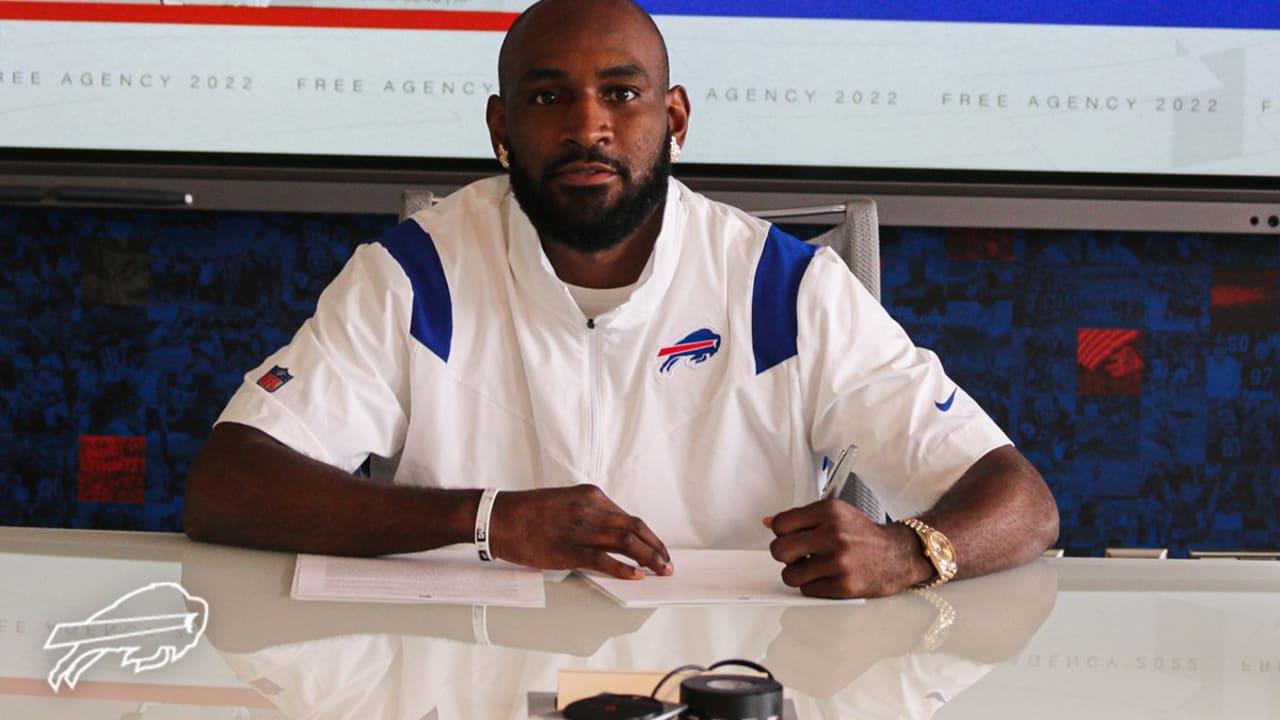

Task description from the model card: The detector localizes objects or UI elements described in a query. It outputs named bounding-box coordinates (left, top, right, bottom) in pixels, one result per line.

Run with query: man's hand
left=489, top=485, right=673, bottom=580
left=766, top=446, right=1059, bottom=599
left=765, top=500, right=929, bottom=599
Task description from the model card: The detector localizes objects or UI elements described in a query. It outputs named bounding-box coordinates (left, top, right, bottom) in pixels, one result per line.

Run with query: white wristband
left=475, top=488, right=500, bottom=562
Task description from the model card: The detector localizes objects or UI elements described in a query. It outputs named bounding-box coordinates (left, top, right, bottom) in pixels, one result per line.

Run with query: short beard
left=507, top=135, right=671, bottom=255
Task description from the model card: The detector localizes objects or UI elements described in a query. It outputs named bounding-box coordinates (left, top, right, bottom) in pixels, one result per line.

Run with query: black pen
left=51, top=186, right=193, bottom=206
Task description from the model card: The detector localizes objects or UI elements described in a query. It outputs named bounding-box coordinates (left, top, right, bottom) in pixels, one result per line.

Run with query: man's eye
left=532, top=91, right=560, bottom=105
left=607, top=88, right=639, bottom=102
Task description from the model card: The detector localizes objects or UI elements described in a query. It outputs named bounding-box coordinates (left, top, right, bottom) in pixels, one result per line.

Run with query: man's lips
left=553, top=162, right=619, bottom=186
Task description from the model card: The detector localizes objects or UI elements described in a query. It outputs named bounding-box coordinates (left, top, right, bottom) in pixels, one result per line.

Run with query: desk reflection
left=176, top=538, right=1055, bottom=719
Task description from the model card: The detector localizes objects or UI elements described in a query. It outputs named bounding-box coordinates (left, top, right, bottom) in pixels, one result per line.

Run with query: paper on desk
left=577, top=549, right=863, bottom=607
left=291, top=547, right=545, bottom=607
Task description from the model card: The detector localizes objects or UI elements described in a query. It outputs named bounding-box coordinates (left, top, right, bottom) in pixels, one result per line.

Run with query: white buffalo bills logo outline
left=656, top=328, right=722, bottom=374
left=44, top=582, right=209, bottom=692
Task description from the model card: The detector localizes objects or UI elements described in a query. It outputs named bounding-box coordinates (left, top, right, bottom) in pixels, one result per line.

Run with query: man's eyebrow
left=515, top=68, right=569, bottom=86
left=515, top=64, right=650, bottom=87
left=598, top=64, right=649, bottom=81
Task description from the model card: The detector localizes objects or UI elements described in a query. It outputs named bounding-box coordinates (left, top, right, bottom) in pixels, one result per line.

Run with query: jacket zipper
left=586, top=318, right=602, bottom=483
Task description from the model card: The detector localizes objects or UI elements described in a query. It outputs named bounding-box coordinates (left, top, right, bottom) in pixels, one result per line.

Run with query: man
left=185, top=0, right=1058, bottom=598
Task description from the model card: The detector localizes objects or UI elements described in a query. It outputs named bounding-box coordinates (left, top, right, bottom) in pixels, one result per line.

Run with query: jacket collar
left=504, top=177, right=687, bottom=331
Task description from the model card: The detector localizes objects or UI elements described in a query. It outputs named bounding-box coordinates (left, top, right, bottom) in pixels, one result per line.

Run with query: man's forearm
left=184, top=422, right=481, bottom=556
left=915, top=445, right=1060, bottom=581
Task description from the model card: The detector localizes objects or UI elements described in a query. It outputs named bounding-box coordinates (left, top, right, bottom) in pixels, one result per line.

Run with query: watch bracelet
left=897, top=517, right=956, bottom=588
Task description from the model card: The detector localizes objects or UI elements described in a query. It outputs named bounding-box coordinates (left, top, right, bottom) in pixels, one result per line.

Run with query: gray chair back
left=809, top=198, right=880, bottom=301
left=400, top=189, right=435, bottom=222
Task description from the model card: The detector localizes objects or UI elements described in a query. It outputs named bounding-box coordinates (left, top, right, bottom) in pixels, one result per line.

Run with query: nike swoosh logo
left=935, top=388, right=957, bottom=412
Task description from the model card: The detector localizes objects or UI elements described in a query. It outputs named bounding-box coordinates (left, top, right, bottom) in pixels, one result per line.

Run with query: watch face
left=926, top=531, right=958, bottom=576
left=931, top=530, right=952, bottom=558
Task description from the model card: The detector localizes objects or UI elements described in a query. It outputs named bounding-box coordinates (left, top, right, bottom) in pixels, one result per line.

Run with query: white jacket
left=218, top=177, right=1009, bottom=548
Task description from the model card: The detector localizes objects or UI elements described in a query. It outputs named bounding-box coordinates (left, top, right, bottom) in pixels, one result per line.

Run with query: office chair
left=400, top=189, right=435, bottom=222
left=754, top=199, right=886, bottom=524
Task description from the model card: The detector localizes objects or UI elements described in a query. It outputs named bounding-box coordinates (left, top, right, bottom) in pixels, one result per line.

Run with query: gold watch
left=898, top=518, right=958, bottom=589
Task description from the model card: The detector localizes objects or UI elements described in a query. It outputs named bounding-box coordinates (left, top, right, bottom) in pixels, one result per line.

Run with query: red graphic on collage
left=1210, top=267, right=1278, bottom=333
left=946, top=229, right=1015, bottom=262
left=78, top=436, right=146, bottom=504
left=1077, top=328, right=1143, bottom=396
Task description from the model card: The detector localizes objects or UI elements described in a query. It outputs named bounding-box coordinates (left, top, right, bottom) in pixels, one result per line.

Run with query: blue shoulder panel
left=752, top=225, right=818, bottom=374
left=377, top=220, right=453, bottom=363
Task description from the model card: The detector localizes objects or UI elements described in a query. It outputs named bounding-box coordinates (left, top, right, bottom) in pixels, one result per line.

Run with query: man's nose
left=561, top=95, right=612, bottom=147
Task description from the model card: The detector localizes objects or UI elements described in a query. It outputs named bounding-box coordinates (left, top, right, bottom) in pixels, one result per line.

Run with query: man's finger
left=799, top=578, right=859, bottom=599
left=776, top=552, right=866, bottom=599
left=626, top=517, right=672, bottom=574
left=768, top=502, right=830, bottom=536
left=769, top=526, right=831, bottom=565
left=584, top=522, right=673, bottom=576
left=586, top=510, right=672, bottom=574
left=779, top=553, right=839, bottom=588
left=588, top=551, right=646, bottom=580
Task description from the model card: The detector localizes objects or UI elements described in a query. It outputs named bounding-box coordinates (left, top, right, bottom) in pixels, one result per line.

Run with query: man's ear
left=485, top=94, right=507, bottom=157
left=666, top=84, right=691, bottom=146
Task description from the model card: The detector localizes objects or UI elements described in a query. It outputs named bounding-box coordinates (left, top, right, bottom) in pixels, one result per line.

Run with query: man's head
left=486, top=0, right=690, bottom=255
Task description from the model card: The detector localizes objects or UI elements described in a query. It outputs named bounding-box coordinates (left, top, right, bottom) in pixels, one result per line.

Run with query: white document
left=577, top=549, right=864, bottom=607
left=291, top=547, right=545, bottom=607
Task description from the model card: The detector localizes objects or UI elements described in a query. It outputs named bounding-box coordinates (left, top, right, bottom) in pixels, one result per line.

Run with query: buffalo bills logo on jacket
left=657, top=328, right=722, bottom=374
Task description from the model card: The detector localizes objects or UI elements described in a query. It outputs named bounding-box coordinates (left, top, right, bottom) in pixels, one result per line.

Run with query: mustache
left=544, top=147, right=628, bottom=179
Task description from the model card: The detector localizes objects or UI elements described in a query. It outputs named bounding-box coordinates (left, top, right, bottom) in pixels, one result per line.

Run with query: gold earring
left=669, top=137, right=681, bottom=163
left=497, top=144, right=510, bottom=169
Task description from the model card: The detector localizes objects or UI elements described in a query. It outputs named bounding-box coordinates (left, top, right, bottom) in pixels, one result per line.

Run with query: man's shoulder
left=671, top=180, right=817, bottom=260
left=671, top=179, right=770, bottom=239
left=419, top=176, right=510, bottom=227
left=376, top=176, right=509, bottom=254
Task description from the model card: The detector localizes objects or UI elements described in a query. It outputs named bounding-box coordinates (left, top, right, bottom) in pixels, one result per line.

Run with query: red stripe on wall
left=0, top=2, right=518, bottom=31
left=1211, top=284, right=1274, bottom=307
left=1078, top=328, right=1138, bottom=371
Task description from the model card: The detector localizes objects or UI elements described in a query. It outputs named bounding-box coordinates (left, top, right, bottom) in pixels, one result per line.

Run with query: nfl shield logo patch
left=256, top=366, right=293, bottom=393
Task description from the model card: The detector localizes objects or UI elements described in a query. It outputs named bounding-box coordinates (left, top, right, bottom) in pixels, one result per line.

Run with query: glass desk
left=2, top=527, right=1277, bottom=719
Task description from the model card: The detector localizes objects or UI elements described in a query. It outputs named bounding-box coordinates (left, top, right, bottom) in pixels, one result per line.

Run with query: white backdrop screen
left=1, top=1, right=1277, bottom=178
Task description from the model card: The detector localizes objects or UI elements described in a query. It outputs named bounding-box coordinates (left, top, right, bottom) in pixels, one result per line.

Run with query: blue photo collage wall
left=0, top=205, right=1276, bottom=555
